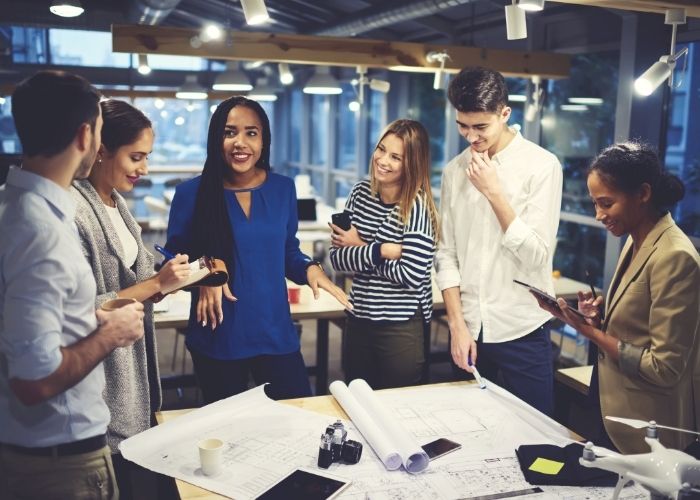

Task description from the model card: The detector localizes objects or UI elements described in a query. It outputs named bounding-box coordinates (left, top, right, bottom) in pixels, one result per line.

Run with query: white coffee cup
left=198, top=438, right=224, bottom=476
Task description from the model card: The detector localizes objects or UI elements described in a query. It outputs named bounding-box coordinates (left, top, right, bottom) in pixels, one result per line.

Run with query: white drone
left=577, top=416, right=700, bottom=500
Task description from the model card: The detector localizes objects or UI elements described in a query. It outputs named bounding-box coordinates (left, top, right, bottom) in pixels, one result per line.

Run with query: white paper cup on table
left=198, top=438, right=224, bottom=476
left=100, top=298, right=137, bottom=311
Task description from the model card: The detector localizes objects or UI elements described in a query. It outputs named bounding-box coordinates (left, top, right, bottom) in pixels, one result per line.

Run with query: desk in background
left=156, top=286, right=347, bottom=396
left=556, top=365, right=593, bottom=397
left=155, top=277, right=597, bottom=396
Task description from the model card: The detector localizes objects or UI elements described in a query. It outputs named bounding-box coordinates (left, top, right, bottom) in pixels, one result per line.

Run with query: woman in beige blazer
left=536, top=142, right=699, bottom=454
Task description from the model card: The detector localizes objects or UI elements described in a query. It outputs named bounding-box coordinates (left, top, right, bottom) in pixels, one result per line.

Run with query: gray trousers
left=0, top=445, right=118, bottom=500
left=344, top=314, right=426, bottom=390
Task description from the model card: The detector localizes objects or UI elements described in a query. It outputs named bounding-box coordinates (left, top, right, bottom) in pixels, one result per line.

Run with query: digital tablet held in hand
left=257, top=468, right=351, bottom=500
left=513, top=279, right=588, bottom=319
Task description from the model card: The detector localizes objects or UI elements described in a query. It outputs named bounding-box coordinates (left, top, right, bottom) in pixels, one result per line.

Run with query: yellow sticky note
left=528, top=457, right=564, bottom=475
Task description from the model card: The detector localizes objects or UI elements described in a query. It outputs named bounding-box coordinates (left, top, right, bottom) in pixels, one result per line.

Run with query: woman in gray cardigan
left=72, top=99, right=190, bottom=499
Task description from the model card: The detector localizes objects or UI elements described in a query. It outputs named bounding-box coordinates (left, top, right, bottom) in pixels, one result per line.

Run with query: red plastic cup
left=287, top=287, right=300, bottom=304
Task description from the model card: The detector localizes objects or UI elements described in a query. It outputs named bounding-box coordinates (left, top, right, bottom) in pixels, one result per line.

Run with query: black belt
left=1, top=434, right=107, bottom=457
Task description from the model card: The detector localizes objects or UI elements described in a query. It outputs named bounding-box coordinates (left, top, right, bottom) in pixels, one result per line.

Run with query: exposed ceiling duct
left=128, top=0, right=183, bottom=25
left=315, top=0, right=482, bottom=37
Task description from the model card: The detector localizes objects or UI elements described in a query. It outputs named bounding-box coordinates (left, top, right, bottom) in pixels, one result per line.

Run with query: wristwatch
left=305, top=259, right=324, bottom=272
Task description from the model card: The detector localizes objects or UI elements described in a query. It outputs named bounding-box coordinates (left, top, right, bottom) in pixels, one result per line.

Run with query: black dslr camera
left=317, top=420, right=363, bottom=469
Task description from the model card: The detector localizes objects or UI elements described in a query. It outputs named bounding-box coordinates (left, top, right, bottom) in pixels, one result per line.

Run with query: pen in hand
left=154, top=244, right=175, bottom=261
left=468, top=355, right=487, bottom=389
left=585, top=269, right=604, bottom=321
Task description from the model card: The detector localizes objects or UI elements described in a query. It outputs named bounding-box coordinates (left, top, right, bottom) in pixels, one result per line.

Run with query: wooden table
left=555, top=365, right=593, bottom=397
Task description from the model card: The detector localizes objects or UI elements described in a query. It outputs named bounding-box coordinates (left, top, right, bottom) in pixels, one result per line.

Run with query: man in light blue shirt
left=0, top=71, right=145, bottom=500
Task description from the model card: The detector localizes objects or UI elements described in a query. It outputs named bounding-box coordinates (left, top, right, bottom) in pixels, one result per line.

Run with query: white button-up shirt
left=435, top=131, right=563, bottom=343
left=0, top=166, right=109, bottom=447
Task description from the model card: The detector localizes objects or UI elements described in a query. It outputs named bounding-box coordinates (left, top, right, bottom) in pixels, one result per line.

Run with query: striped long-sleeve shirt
left=329, top=180, right=435, bottom=322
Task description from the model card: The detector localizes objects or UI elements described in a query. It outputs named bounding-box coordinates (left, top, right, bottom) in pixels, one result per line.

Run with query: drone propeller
left=606, top=417, right=700, bottom=436
left=546, top=434, right=619, bottom=458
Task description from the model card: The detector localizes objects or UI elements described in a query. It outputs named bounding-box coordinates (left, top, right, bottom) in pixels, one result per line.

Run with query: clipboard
left=150, top=256, right=229, bottom=303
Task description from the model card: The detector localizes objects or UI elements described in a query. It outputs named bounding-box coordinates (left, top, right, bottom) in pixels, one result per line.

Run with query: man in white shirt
left=435, top=67, right=563, bottom=415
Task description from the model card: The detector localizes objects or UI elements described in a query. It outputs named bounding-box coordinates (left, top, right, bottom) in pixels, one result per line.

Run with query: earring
left=98, top=158, right=102, bottom=164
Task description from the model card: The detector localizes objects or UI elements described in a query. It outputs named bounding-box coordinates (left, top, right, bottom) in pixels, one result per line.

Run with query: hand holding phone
left=513, top=279, right=588, bottom=319
left=331, top=211, right=352, bottom=231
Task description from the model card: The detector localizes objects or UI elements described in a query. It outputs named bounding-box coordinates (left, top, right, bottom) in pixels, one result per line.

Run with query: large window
left=407, top=73, right=445, bottom=187
left=132, top=98, right=209, bottom=167
left=309, top=95, right=329, bottom=166
left=367, top=88, right=387, bottom=163
left=665, top=42, right=700, bottom=240
left=289, top=90, right=302, bottom=163
left=336, top=83, right=358, bottom=171
left=541, top=52, right=619, bottom=285
left=0, top=96, right=20, bottom=154
left=9, top=26, right=47, bottom=64
left=50, top=29, right=131, bottom=67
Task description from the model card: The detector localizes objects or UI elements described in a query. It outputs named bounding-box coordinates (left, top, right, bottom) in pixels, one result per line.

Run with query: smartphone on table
left=513, top=279, right=588, bottom=319
left=421, top=438, right=462, bottom=461
left=331, top=211, right=352, bottom=231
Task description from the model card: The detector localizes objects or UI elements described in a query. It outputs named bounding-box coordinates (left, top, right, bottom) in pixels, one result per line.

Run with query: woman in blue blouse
left=166, top=96, right=349, bottom=403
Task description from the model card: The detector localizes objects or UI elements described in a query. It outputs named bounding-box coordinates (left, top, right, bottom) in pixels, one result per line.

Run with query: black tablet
left=257, top=468, right=351, bottom=500
left=513, top=279, right=587, bottom=319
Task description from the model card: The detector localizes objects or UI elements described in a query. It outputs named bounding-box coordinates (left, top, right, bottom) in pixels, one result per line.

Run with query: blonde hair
left=369, top=119, right=440, bottom=241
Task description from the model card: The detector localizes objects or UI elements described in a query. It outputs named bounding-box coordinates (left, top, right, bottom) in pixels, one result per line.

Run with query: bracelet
left=305, top=259, right=323, bottom=272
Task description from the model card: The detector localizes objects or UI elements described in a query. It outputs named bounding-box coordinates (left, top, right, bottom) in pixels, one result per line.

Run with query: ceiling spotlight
left=49, top=0, right=84, bottom=17
left=278, top=63, right=294, bottom=85
left=243, top=60, right=266, bottom=70
left=174, top=116, right=186, bottom=126
left=517, top=0, right=545, bottom=12
left=348, top=100, right=360, bottom=112
left=303, top=66, right=342, bottom=95
left=369, top=79, right=391, bottom=93
left=426, top=51, right=450, bottom=90
left=137, top=54, right=151, bottom=75
left=201, top=24, right=223, bottom=42
left=352, top=66, right=390, bottom=104
left=505, top=0, right=527, bottom=40
left=241, top=0, right=270, bottom=26
left=176, top=75, right=208, bottom=100
left=154, top=98, right=165, bottom=110
left=634, top=8, right=688, bottom=96
left=248, top=77, right=278, bottom=102
left=213, top=62, right=253, bottom=91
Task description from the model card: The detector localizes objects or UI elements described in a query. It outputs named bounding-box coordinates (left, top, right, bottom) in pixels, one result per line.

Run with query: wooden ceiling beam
left=111, top=24, right=571, bottom=79
left=550, top=0, right=700, bottom=18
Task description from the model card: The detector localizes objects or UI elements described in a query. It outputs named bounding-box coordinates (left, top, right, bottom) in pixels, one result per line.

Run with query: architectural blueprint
left=120, top=382, right=650, bottom=499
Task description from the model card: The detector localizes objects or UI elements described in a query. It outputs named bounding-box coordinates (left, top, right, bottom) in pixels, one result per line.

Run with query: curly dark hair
left=589, top=141, right=685, bottom=213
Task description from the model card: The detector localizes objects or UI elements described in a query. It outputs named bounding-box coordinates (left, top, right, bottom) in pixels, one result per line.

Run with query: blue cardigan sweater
left=165, top=173, right=312, bottom=360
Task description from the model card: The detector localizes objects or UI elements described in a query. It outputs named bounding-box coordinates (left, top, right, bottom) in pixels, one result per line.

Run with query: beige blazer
left=598, top=214, right=699, bottom=454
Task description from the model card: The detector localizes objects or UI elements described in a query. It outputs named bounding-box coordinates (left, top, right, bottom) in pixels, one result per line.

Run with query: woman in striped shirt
left=329, top=119, right=439, bottom=389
